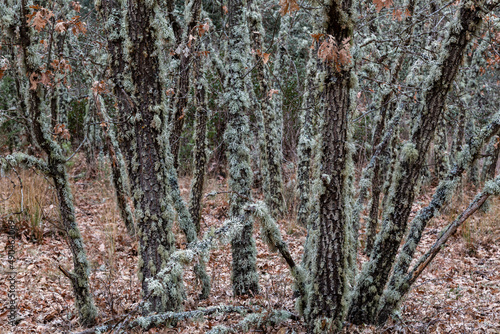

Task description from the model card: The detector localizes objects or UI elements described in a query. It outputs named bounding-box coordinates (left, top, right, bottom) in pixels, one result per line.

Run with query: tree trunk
left=13, top=1, right=98, bottom=325
left=433, top=115, right=450, bottom=181
left=300, top=1, right=354, bottom=332
left=169, top=0, right=203, bottom=170
left=377, top=112, right=500, bottom=323
left=247, top=0, right=285, bottom=218
left=97, top=0, right=185, bottom=313
left=296, top=51, right=318, bottom=227
left=225, top=0, right=259, bottom=296
left=93, top=93, right=135, bottom=236
left=188, top=67, right=209, bottom=234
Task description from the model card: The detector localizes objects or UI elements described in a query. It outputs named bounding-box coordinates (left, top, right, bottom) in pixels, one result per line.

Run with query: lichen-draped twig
left=405, top=192, right=489, bottom=285
left=206, top=309, right=299, bottom=334
left=245, top=202, right=307, bottom=298
left=74, top=305, right=252, bottom=334
left=385, top=174, right=500, bottom=317
left=205, top=190, right=253, bottom=203
left=377, top=109, right=500, bottom=323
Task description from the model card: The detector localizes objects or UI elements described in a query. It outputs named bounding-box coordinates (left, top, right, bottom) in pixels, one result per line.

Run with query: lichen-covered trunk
left=296, top=51, right=318, bottom=227
left=377, top=112, right=500, bottom=323
left=301, top=1, right=353, bottom=332
left=247, top=0, right=285, bottom=218
left=188, top=76, right=208, bottom=234
left=169, top=0, right=203, bottom=169
left=433, top=116, right=450, bottom=181
left=188, top=102, right=211, bottom=298
left=479, top=138, right=499, bottom=212
left=450, top=107, right=466, bottom=161
left=225, top=0, right=259, bottom=296
left=466, top=118, right=480, bottom=187
left=481, top=135, right=499, bottom=183
left=83, top=102, right=103, bottom=176
left=15, top=1, right=97, bottom=325
left=362, top=107, right=401, bottom=255
left=380, top=174, right=500, bottom=327
left=50, top=162, right=98, bottom=326
left=116, top=0, right=184, bottom=313
left=347, top=1, right=488, bottom=325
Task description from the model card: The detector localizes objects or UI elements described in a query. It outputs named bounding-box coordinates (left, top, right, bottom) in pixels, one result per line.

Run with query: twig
left=205, top=190, right=253, bottom=203
left=74, top=305, right=252, bottom=334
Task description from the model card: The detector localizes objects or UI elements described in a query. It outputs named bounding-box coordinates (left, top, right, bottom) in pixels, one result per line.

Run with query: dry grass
left=0, top=168, right=60, bottom=243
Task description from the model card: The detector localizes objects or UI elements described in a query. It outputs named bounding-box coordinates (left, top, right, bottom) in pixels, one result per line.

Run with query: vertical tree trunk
left=188, top=68, right=209, bottom=234
left=300, top=1, right=354, bottom=332
left=169, top=0, right=203, bottom=169
left=450, top=104, right=467, bottom=164
left=93, top=93, right=135, bottom=236
left=97, top=0, right=185, bottom=313
left=225, top=0, right=259, bottom=296
left=296, top=51, right=318, bottom=227
left=466, top=118, right=480, bottom=187
left=483, top=136, right=500, bottom=181
left=247, top=0, right=285, bottom=218
left=49, top=162, right=98, bottom=326
left=433, top=115, right=450, bottom=181
left=479, top=135, right=500, bottom=211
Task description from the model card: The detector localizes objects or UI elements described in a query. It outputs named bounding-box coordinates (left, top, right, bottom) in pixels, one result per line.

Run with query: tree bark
left=377, top=111, right=500, bottom=323
left=247, top=0, right=285, bottom=218
left=97, top=0, right=185, bottom=313
left=225, top=0, right=259, bottom=296
left=300, top=1, right=354, bottom=332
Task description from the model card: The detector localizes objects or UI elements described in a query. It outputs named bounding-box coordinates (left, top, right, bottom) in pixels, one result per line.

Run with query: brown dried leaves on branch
left=373, top=0, right=393, bottom=13
left=53, top=123, right=71, bottom=140
left=317, top=35, right=352, bottom=72
left=26, top=6, right=54, bottom=32
left=279, top=0, right=300, bottom=16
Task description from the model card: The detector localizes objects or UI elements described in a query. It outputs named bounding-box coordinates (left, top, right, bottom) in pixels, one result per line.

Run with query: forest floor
left=0, top=158, right=499, bottom=334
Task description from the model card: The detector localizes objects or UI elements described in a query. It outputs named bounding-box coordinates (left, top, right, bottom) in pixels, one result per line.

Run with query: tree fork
left=347, top=0, right=492, bottom=325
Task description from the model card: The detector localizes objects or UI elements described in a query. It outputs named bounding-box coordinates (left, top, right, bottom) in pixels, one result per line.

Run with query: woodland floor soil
left=0, top=160, right=499, bottom=333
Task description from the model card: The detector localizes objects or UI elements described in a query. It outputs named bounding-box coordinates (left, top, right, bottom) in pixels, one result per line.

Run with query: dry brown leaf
left=373, top=0, right=393, bottom=13
left=279, top=0, right=300, bottom=16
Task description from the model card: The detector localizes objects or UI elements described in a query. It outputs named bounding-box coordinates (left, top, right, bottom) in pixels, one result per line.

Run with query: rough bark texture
left=379, top=174, right=500, bottom=326
left=433, top=115, right=450, bottom=181
left=296, top=50, right=318, bottom=227
left=188, top=76, right=208, bottom=234
left=97, top=0, right=185, bottom=313
left=347, top=1, right=488, bottom=324
left=481, top=135, right=499, bottom=183
left=225, top=0, right=259, bottom=296
left=301, top=1, right=354, bottom=332
left=450, top=105, right=467, bottom=164
left=404, top=173, right=500, bottom=289
left=363, top=0, right=416, bottom=255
